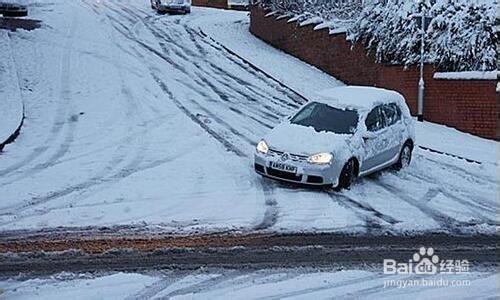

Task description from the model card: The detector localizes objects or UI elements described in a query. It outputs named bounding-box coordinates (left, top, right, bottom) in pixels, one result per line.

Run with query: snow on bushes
left=260, top=0, right=362, bottom=32
left=260, top=0, right=498, bottom=72
left=350, top=0, right=497, bottom=71
left=427, top=0, right=497, bottom=71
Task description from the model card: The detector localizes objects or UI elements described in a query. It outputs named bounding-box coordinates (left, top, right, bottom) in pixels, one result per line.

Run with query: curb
left=417, top=146, right=482, bottom=165
left=0, top=31, right=24, bottom=153
left=0, top=113, right=24, bottom=152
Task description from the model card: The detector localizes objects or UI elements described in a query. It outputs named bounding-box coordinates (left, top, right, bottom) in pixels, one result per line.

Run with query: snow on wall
left=434, top=71, right=498, bottom=80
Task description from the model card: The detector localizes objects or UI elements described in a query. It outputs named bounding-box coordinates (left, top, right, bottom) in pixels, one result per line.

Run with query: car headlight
left=256, top=140, right=269, bottom=154
left=307, top=152, right=333, bottom=165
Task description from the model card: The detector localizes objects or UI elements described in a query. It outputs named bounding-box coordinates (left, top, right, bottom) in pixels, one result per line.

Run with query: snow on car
left=254, top=86, right=415, bottom=189
left=151, top=0, right=191, bottom=14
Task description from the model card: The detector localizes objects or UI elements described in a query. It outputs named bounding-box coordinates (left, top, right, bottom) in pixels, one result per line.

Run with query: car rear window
left=290, top=102, right=359, bottom=134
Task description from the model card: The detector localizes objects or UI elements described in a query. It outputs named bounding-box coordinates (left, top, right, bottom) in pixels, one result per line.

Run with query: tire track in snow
left=151, top=73, right=248, bottom=157
left=184, top=25, right=306, bottom=106
left=140, top=51, right=277, bottom=230
left=327, top=192, right=399, bottom=234
left=264, top=273, right=390, bottom=300
left=0, top=8, right=79, bottom=179
left=0, top=16, right=139, bottom=189
left=156, top=271, right=240, bottom=299
left=154, top=270, right=306, bottom=299
left=420, top=188, right=499, bottom=226
left=123, top=7, right=300, bottom=114
left=153, top=73, right=279, bottom=230
left=253, top=180, right=278, bottom=230
left=124, top=275, right=178, bottom=300
left=175, top=24, right=300, bottom=111
left=405, top=162, right=497, bottom=211
left=168, top=20, right=304, bottom=109
left=0, top=134, right=191, bottom=228
left=420, top=154, right=496, bottom=186
left=104, top=4, right=285, bottom=139
left=345, top=272, right=494, bottom=299
left=101, top=6, right=283, bottom=231
left=143, top=21, right=286, bottom=129
left=0, top=3, right=171, bottom=223
left=406, top=172, right=498, bottom=221
left=371, top=180, right=498, bottom=233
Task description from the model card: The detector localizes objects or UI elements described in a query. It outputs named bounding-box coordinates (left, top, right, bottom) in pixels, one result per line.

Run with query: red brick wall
left=250, top=6, right=498, bottom=139
left=192, top=0, right=227, bottom=9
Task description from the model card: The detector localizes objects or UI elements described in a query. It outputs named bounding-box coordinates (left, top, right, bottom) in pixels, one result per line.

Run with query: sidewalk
left=0, top=30, right=23, bottom=151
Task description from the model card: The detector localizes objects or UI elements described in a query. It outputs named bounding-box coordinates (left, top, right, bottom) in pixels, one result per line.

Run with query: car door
left=381, top=103, right=404, bottom=161
left=360, top=105, right=392, bottom=173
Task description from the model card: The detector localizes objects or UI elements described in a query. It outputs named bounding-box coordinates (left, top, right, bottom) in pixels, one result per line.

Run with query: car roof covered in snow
left=313, top=86, right=406, bottom=112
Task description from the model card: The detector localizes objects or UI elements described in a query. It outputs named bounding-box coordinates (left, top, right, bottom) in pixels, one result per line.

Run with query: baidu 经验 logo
left=384, top=247, right=469, bottom=275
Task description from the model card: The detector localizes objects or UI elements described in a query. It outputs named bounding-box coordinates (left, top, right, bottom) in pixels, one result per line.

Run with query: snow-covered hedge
left=260, top=0, right=362, bottom=30
left=260, top=0, right=498, bottom=72
left=350, top=0, right=497, bottom=71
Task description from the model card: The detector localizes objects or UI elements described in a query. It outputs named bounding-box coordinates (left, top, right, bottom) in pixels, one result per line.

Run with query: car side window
left=383, top=103, right=401, bottom=127
left=365, top=106, right=385, bottom=132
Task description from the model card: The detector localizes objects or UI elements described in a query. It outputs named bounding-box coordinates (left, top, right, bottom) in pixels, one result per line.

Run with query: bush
left=260, top=0, right=498, bottom=71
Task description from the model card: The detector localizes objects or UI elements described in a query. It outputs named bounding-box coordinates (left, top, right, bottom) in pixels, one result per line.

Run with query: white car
left=151, top=0, right=191, bottom=14
left=254, top=86, right=415, bottom=189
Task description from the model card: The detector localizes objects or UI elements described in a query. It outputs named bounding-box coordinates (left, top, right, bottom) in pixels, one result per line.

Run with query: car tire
left=336, top=159, right=356, bottom=191
left=185, top=8, right=191, bottom=14
left=395, top=142, right=412, bottom=170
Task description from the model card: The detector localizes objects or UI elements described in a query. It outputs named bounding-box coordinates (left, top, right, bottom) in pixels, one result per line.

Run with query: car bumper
left=254, top=152, right=342, bottom=187
left=158, top=4, right=188, bottom=12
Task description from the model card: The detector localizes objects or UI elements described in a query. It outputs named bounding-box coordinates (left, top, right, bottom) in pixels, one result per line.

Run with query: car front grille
left=266, top=167, right=303, bottom=181
left=268, top=149, right=308, bottom=162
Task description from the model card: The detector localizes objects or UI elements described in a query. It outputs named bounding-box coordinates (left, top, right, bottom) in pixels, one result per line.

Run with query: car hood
left=264, top=122, right=351, bottom=156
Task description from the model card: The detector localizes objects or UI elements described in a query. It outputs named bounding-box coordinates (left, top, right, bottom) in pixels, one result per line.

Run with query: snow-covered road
left=2, top=268, right=498, bottom=299
left=0, top=0, right=497, bottom=235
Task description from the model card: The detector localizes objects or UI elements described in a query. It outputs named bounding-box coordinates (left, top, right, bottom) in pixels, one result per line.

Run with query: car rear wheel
left=336, top=159, right=356, bottom=190
left=395, top=142, right=412, bottom=170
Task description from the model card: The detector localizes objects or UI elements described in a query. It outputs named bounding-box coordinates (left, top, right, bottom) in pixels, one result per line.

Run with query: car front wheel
left=395, top=142, right=412, bottom=170
left=336, top=159, right=356, bottom=190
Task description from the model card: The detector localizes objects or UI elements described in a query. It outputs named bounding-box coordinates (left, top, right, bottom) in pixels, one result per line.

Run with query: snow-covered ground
left=1, top=269, right=498, bottom=299
left=0, top=30, right=23, bottom=146
left=0, top=1, right=497, bottom=235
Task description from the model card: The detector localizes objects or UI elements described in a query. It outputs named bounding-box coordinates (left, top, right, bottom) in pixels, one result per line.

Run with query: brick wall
left=250, top=5, right=498, bottom=139
left=192, top=0, right=227, bottom=9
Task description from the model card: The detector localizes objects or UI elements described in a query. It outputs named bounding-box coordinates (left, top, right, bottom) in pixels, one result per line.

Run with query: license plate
left=270, top=162, right=297, bottom=173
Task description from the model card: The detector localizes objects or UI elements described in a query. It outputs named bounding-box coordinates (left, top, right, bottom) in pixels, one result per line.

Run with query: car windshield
left=290, top=102, right=359, bottom=134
